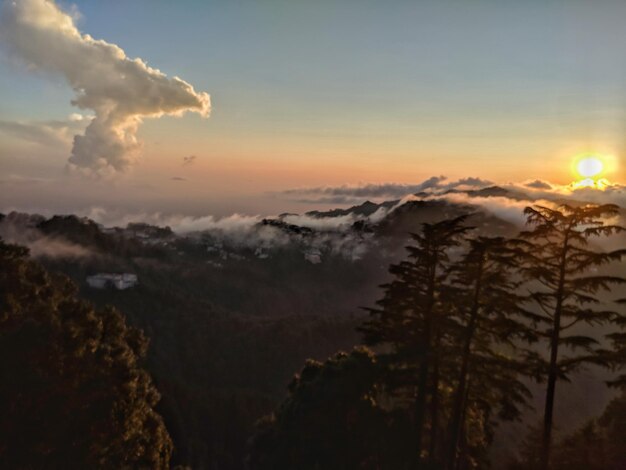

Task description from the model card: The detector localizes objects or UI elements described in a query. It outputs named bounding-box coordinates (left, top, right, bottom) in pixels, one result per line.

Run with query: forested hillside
left=0, top=196, right=623, bottom=469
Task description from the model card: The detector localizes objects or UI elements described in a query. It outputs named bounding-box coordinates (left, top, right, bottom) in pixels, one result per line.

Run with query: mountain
left=306, top=199, right=399, bottom=218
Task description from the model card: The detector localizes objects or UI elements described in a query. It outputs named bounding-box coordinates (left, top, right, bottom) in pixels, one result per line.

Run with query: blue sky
left=0, top=0, right=625, bottom=215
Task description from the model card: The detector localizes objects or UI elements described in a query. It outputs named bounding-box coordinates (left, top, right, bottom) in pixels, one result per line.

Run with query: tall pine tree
left=515, top=204, right=625, bottom=470
left=361, top=215, right=472, bottom=468
left=443, top=236, right=534, bottom=470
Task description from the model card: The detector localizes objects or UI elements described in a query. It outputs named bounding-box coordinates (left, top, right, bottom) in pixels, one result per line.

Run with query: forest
left=0, top=203, right=624, bottom=469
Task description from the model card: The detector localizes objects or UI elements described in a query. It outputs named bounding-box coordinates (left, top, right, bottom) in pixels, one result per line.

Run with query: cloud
left=282, top=176, right=445, bottom=199
left=283, top=175, right=624, bottom=212
left=504, top=180, right=626, bottom=208
left=83, top=207, right=382, bottom=262
left=182, top=155, right=197, bottom=166
left=280, top=176, right=493, bottom=201
left=425, top=180, right=626, bottom=228
left=86, top=208, right=263, bottom=236
left=0, top=174, right=51, bottom=185
left=282, top=213, right=359, bottom=231
left=68, top=113, right=88, bottom=122
left=566, top=183, right=626, bottom=207
left=0, top=0, right=210, bottom=177
left=0, top=118, right=82, bottom=146
left=0, top=213, right=91, bottom=259
left=524, top=179, right=553, bottom=190
left=171, top=176, right=187, bottom=181
left=426, top=192, right=551, bottom=226
left=445, top=177, right=495, bottom=191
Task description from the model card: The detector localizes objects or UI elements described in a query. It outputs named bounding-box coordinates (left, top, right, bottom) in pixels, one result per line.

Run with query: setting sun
left=570, top=155, right=615, bottom=190
left=577, top=157, right=604, bottom=178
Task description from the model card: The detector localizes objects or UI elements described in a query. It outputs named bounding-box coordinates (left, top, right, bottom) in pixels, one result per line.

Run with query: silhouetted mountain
left=260, top=218, right=314, bottom=235
left=306, top=199, right=398, bottom=218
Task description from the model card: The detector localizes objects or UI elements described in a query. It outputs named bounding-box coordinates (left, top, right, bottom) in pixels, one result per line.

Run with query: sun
left=571, top=155, right=611, bottom=190
left=577, top=157, right=604, bottom=178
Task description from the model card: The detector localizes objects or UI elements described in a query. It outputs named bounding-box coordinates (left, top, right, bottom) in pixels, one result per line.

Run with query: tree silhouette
left=603, top=297, right=626, bottom=389
left=443, top=237, right=534, bottom=470
left=511, top=391, right=626, bottom=470
left=360, top=215, right=472, bottom=468
left=0, top=240, right=172, bottom=468
left=250, top=207, right=624, bottom=469
left=515, top=204, right=625, bottom=470
left=248, top=348, right=407, bottom=469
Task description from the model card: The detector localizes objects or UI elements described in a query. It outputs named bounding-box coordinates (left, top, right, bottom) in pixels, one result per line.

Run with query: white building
left=304, top=249, right=322, bottom=264
left=86, top=273, right=138, bottom=290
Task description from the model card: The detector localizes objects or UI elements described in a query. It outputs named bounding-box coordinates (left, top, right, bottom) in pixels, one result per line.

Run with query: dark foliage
left=249, top=348, right=412, bottom=470
left=0, top=240, right=172, bottom=469
left=253, top=206, right=624, bottom=470
left=515, top=204, right=625, bottom=470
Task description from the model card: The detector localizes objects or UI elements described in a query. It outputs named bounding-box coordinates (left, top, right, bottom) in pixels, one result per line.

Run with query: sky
left=0, top=0, right=625, bottom=217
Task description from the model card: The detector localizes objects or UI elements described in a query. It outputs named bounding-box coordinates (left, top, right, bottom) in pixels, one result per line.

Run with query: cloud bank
left=84, top=208, right=381, bottom=261
left=281, top=176, right=495, bottom=203
left=281, top=175, right=625, bottom=209
left=4, top=175, right=622, bottom=263
left=504, top=179, right=626, bottom=209
left=0, top=116, right=88, bottom=147
left=0, top=0, right=210, bottom=176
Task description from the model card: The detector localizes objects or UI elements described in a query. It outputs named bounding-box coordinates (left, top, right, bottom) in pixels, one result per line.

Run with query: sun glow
left=571, top=178, right=610, bottom=190
left=570, top=155, right=614, bottom=190
left=577, top=157, right=604, bottom=178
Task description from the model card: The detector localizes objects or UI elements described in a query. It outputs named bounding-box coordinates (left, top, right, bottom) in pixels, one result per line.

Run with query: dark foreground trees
left=551, top=390, right=626, bottom=470
left=442, top=236, right=535, bottom=470
left=360, top=215, right=473, bottom=468
left=360, top=220, right=535, bottom=470
left=251, top=217, right=534, bottom=469
left=0, top=241, right=172, bottom=468
left=250, top=205, right=625, bottom=470
left=248, top=348, right=410, bottom=469
left=510, top=391, right=626, bottom=470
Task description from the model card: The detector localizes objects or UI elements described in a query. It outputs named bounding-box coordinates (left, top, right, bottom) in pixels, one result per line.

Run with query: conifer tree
left=360, top=215, right=472, bottom=468
left=443, top=237, right=534, bottom=470
left=604, top=298, right=626, bottom=388
left=515, top=204, right=625, bottom=470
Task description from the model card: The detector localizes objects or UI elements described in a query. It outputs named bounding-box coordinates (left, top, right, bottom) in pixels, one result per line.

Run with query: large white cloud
left=0, top=0, right=210, bottom=176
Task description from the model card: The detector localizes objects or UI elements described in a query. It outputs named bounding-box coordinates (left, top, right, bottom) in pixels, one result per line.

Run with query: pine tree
left=443, top=237, right=534, bottom=470
left=604, top=297, right=626, bottom=388
left=515, top=204, right=625, bottom=470
left=360, top=215, right=472, bottom=468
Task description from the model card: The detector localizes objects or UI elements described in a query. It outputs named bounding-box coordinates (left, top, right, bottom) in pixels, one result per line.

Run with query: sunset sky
left=1, top=0, right=625, bottom=217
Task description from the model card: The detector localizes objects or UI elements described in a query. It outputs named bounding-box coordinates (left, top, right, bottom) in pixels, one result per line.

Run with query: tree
left=515, top=204, right=625, bottom=470
left=360, top=215, right=472, bottom=468
left=443, top=237, right=534, bottom=470
left=511, top=391, right=626, bottom=470
left=0, top=240, right=172, bottom=468
left=248, top=348, right=407, bottom=470
left=603, top=298, right=626, bottom=388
